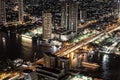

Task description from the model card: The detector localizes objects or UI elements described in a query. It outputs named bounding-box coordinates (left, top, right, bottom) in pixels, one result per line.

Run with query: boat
left=82, top=62, right=100, bottom=69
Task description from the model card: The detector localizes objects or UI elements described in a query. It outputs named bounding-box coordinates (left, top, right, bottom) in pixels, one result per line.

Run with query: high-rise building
left=68, top=1, right=78, bottom=31
left=42, top=13, right=52, bottom=40
left=61, top=2, right=68, bottom=30
left=0, top=0, right=6, bottom=25
left=58, top=57, right=70, bottom=73
left=80, top=10, right=87, bottom=22
left=117, top=0, right=120, bottom=16
left=18, top=0, right=23, bottom=22
left=44, top=52, right=56, bottom=68
left=61, top=0, right=78, bottom=31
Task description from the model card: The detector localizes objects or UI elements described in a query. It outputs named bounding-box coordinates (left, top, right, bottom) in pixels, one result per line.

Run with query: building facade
left=68, top=1, right=78, bottom=31
left=79, top=10, right=87, bottom=22
left=61, top=2, right=68, bottom=30
left=0, top=0, right=6, bottom=25
left=42, top=13, right=52, bottom=40
left=18, top=0, right=24, bottom=22
left=44, top=52, right=56, bottom=68
left=0, top=0, right=24, bottom=24
left=61, top=0, right=78, bottom=31
left=58, top=57, right=70, bottom=73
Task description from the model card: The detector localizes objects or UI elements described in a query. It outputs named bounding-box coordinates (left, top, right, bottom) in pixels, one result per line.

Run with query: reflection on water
left=102, top=54, right=120, bottom=80
left=2, top=37, right=6, bottom=48
left=21, top=35, right=33, bottom=61
left=102, top=54, right=109, bottom=70
left=83, top=52, right=120, bottom=80
left=0, top=32, right=44, bottom=61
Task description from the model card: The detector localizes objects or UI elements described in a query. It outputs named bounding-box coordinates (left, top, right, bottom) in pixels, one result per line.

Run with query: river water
left=0, top=31, right=45, bottom=61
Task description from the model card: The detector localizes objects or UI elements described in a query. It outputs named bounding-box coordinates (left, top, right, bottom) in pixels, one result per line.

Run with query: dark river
left=0, top=31, right=45, bottom=61
left=0, top=31, right=120, bottom=80
left=81, top=52, right=120, bottom=80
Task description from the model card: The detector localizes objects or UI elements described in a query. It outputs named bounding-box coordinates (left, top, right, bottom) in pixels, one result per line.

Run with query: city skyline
left=0, top=0, right=120, bottom=80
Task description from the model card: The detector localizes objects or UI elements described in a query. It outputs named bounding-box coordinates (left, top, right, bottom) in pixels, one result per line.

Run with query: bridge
left=55, top=25, right=120, bottom=57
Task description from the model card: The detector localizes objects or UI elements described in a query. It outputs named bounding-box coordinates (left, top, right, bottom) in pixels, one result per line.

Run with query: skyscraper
left=18, top=0, right=23, bottom=22
left=79, top=10, right=87, bottom=22
left=61, top=0, right=78, bottom=31
left=42, top=12, right=52, bottom=40
left=0, top=0, right=6, bottom=25
left=58, top=57, right=70, bottom=73
left=44, top=52, right=56, bottom=68
left=69, top=1, right=78, bottom=31
left=61, top=2, right=68, bottom=30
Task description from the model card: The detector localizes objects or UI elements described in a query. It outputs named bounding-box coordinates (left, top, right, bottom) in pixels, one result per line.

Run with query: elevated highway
left=55, top=25, right=120, bottom=57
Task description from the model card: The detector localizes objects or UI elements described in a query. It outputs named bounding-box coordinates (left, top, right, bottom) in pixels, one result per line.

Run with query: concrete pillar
left=69, top=52, right=74, bottom=68
left=83, top=53, right=88, bottom=62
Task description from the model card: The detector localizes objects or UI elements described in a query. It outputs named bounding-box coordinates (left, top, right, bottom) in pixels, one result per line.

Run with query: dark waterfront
left=0, top=31, right=120, bottom=80
left=0, top=31, right=44, bottom=61
left=81, top=53, right=120, bottom=80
